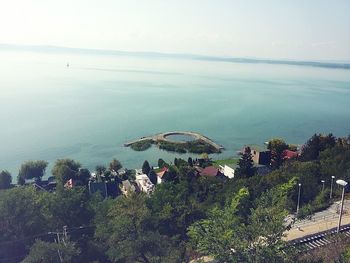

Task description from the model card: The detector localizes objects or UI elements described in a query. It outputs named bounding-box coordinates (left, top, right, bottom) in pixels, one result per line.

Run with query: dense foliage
left=17, top=160, right=48, bottom=185
left=1, top=133, right=350, bottom=262
left=130, top=140, right=153, bottom=151
left=0, top=170, right=12, bottom=189
left=130, top=139, right=221, bottom=154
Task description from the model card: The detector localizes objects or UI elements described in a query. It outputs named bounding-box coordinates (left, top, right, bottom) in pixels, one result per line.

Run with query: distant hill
left=1, top=43, right=350, bottom=70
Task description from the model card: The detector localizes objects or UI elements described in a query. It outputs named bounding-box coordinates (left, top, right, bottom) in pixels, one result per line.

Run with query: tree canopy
left=235, top=147, right=255, bottom=178
left=1, top=133, right=350, bottom=262
left=52, top=159, right=81, bottom=185
left=95, top=193, right=181, bottom=263
left=142, top=160, right=151, bottom=175
left=188, top=179, right=297, bottom=263
left=18, top=160, right=48, bottom=184
left=268, top=138, right=288, bottom=169
left=109, top=158, right=122, bottom=173
left=0, top=170, right=12, bottom=190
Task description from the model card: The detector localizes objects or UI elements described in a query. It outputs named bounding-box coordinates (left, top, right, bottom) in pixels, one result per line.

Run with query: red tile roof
left=156, top=167, right=169, bottom=178
left=200, top=166, right=219, bottom=177
left=282, top=150, right=298, bottom=159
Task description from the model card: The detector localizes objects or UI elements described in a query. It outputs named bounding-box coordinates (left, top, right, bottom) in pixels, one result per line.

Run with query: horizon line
left=1, top=43, right=350, bottom=70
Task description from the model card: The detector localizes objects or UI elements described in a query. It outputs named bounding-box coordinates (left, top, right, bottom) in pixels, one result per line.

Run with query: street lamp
left=321, top=180, right=325, bottom=192
left=330, top=176, right=335, bottom=199
left=296, top=183, right=302, bottom=215
left=336, top=179, right=348, bottom=233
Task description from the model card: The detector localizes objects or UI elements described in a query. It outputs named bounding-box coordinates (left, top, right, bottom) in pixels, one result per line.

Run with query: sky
left=0, top=0, right=349, bottom=61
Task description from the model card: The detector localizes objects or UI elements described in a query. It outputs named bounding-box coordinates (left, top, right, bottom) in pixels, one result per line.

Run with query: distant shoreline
left=1, top=43, right=350, bottom=70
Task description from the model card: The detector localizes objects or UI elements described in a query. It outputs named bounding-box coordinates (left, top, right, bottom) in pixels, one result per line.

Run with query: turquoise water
left=1, top=50, right=350, bottom=177
left=165, top=134, right=196, bottom=142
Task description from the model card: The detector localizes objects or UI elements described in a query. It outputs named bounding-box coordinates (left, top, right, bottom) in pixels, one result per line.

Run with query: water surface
left=0, top=50, right=349, bottom=177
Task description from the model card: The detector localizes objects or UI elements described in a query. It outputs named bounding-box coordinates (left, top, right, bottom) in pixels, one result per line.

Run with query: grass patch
left=213, top=158, right=239, bottom=168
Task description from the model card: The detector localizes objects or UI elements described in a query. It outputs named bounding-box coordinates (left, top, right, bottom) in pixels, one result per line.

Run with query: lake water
left=164, top=134, right=196, bottom=142
left=1, top=49, right=350, bottom=177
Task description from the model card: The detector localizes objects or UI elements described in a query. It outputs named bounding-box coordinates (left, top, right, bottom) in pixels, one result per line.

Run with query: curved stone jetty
left=124, top=131, right=224, bottom=151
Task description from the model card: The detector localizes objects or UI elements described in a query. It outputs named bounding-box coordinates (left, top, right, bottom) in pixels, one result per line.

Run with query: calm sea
left=1, top=50, right=350, bottom=177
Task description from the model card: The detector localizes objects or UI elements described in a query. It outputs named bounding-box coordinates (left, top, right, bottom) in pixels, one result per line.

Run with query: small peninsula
left=124, top=131, right=224, bottom=154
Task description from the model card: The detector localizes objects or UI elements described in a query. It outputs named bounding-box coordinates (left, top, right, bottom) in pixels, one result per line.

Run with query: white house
left=135, top=174, right=154, bottom=194
left=120, top=180, right=136, bottom=196
left=219, top=165, right=235, bottom=179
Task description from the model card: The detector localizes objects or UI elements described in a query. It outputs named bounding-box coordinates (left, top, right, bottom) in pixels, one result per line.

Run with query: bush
left=130, top=140, right=153, bottom=151
left=297, top=190, right=331, bottom=219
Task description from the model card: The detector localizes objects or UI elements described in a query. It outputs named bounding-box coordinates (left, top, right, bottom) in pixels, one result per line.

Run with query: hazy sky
left=1, top=0, right=349, bottom=60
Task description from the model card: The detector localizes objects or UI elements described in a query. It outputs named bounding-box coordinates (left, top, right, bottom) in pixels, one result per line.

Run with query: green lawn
left=213, top=158, right=239, bottom=168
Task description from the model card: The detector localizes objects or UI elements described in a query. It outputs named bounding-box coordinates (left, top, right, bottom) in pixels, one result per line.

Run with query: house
left=156, top=167, right=169, bottom=184
left=117, top=168, right=127, bottom=176
left=249, top=147, right=271, bottom=165
left=282, top=149, right=299, bottom=160
left=88, top=181, right=120, bottom=198
left=135, top=174, right=154, bottom=194
left=24, top=177, right=57, bottom=192
left=121, top=180, right=136, bottom=196
left=64, top=178, right=76, bottom=189
left=198, top=166, right=221, bottom=177
left=135, top=169, right=143, bottom=175
left=88, top=181, right=108, bottom=198
left=219, top=165, right=235, bottom=179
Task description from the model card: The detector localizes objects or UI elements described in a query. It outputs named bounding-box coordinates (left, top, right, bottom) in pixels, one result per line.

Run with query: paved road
left=285, top=200, right=350, bottom=241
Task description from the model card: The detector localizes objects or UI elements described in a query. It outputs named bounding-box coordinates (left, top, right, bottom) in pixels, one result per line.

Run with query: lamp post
left=336, top=179, right=348, bottom=233
left=297, top=183, right=302, bottom=215
left=321, top=180, right=325, bottom=192
left=330, top=176, right=335, bottom=199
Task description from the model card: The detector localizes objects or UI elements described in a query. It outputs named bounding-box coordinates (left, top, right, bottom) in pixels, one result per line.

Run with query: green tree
left=0, top=170, right=12, bottom=189
left=149, top=180, right=204, bottom=239
left=52, top=159, right=81, bottom=185
left=268, top=138, right=288, bottom=169
left=158, top=158, right=166, bottom=168
left=148, top=170, right=157, bottom=185
left=22, top=240, right=80, bottom=263
left=300, top=133, right=336, bottom=161
left=109, top=158, right=122, bottom=173
left=188, top=157, right=193, bottom=167
left=188, top=179, right=297, bottom=263
left=0, top=186, right=47, bottom=262
left=95, top=165, right=106, bottom=176
left=40, top=187, right=93, bottom=229
left=142, top=160, right=151, bottom=175
left=76, top=168, right=91, bottom=185
left=162, top=166, right=178, bottom=183
left=95, top=165, right=106, bottom=182
left=18, top=160, right=48, bottom=184
left=235, top=147, right=255, bottom=178
left=95, top=193, right=181, bottom=263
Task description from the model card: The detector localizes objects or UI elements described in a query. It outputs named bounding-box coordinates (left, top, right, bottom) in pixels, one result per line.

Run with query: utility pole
left=297, top=183, right=302, bottom=215
left=49, top=231, right=63, bottom=262
left=63, top=226, right=68, bottom=246
left=336, top=179, right=348, bottom=233
left=54, top=234, right=63, bottom=263
left=330, top=176, right=335, bottom=199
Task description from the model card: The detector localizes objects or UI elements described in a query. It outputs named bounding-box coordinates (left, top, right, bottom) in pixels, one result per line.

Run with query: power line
left=0, top=225, right=97, bottom=262
left=0, top=225, right=95, bottom=247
